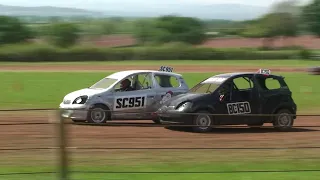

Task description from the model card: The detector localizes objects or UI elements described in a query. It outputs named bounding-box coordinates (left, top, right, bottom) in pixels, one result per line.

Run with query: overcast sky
left=0, top=0, right=311, bottom=9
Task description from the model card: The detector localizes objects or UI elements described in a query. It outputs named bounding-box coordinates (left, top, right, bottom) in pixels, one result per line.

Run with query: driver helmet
left=120, top=79, right=131, bottom=89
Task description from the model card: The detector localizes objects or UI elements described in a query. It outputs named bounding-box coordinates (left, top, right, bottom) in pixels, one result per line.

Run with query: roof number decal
left=159, top=66, right=174, bottom=72
left=257, top=69, right=271, bottom=75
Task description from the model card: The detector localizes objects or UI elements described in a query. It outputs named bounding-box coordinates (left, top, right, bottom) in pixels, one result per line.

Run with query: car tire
left=152, top=117, right=161, bottom=124
left=72, top=120, right=86, bottom=123
left=273, top=109, right=294, bottom=131
left=87, top=104, right=110, bottom=124
left=192, top=110, right=213, bottom=133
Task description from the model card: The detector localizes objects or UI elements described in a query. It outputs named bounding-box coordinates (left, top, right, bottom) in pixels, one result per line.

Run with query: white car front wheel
left=87, top=105, right=109, bottom=124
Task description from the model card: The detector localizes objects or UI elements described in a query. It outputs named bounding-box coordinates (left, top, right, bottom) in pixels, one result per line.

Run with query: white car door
left=152, top=73, right=187, bottom=109
left=112, top=73, right=157, bottom=120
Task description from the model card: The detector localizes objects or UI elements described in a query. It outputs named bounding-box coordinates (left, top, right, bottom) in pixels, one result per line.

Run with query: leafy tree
left=154, top=15, right=206, bottom=44
left=133, top=19, right=158, bottom=44
left=260, top=12, right=298, bottom=37
left=133, top=16, right=206, bottom=45
left=241, top=12, right=298, bottom=48
left=0, top=16, right=34, bottom=45
left=48, top=22, right=80, bottom=48
left=100, top=21, right=116, bottom=35
left=302, top=0, right=320, bottom=36
left=270, top=0, right=306, bottom=35
left=270, top=0, right=301, bottom=16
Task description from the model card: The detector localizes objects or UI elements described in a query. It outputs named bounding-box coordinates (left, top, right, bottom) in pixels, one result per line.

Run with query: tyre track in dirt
left=1, top=114, right=319, bottom=149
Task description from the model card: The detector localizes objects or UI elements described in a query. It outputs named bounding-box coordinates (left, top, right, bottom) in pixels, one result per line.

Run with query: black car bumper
left=155, top=110, right=193, bottom=125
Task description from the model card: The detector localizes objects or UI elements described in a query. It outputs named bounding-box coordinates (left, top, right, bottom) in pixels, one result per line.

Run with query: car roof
left=107, top=70, right=183, bottom=79
left=213, top=72, right=283, bottom=78
left=202, top=72, right=283, bottom=84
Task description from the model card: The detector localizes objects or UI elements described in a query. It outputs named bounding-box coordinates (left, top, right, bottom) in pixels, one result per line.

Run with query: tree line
left=1, top=0, right=320, bottom=48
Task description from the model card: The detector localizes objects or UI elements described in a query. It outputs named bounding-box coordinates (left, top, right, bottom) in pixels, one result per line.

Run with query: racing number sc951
left=115, top=96, right=146, bottom=109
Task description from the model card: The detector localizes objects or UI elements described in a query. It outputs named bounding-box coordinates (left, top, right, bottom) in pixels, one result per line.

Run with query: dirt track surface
left=0, top=112, right=319, bottom=150
left=0, top=64, right=307, bottom=72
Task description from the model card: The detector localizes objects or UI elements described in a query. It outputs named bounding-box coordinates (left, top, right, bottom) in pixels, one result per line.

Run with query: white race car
left=59, top=66, right=189, bottom=124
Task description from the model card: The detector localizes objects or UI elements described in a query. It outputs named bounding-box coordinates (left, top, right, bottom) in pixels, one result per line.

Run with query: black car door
left=253, top=74, right=285, bottom=123
left=225, top=75, right=260, bottom=124
left=214, top=80, right=247, bottom=125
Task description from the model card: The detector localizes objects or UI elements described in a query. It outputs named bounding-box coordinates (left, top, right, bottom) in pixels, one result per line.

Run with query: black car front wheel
left=152, top=117, right=161, bottom=124
left=273, top=109, right=294, bottom=131
left=72, top=120, right=86, bottom=123
left=192, top=110, right=213, bottom=133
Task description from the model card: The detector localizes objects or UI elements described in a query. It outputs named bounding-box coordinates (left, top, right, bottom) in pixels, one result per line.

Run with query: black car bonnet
left=164, top=93, right=208, bottom=107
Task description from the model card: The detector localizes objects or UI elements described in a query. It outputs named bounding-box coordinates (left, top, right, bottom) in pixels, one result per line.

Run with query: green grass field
left=0, top=59, right=319, bottom=67
left=1, top=72, right=319, bottom=112
left=1, top=150, right=320, bottom=180
left=2, top=164, right=320, bottom=180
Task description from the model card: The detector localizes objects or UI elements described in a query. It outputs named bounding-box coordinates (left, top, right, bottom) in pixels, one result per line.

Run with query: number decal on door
left=226, top=101, right=251, bottom=115
left=114, top=96, right=146, bottom=109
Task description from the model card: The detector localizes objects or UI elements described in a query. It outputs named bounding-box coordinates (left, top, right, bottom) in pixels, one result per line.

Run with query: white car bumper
left=59, top=103, right=89, bottom=120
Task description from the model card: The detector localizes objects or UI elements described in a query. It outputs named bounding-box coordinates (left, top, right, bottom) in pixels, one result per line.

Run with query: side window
left=233, top=76, right=253, bottom=90
left=256, top=76, right=282, bottom=91
left=114, top=73, right=152, bottom=91
left=265, top=78, right=281, bottom=90
left=114, top=76, right=135, bottom=90
left=230, top=76, right=254, bottom=101
left=170, top=76, right=180, bottom=88
left=136, top=73, right=152, bottom=90
left=154, top=74, right=181, bottom=88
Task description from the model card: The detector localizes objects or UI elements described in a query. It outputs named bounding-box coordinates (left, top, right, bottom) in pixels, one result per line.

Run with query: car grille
left=63, top=100, right=71, bottom=104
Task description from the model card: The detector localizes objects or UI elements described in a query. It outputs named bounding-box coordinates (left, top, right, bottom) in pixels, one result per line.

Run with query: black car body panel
left=156, top=70, right=297, bottom=126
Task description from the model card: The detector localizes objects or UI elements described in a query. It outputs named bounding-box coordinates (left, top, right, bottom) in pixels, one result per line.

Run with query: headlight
left=176, top=102, right=192, bottom=112
left=72, top=95, right=88, bottom=104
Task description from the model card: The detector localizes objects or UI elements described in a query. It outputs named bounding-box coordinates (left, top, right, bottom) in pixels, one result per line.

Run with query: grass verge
left=1, top=158, right=320, bottom=180
left=1, top=72, right=319, bottom=112
left=0, top=59, right=318, bottom=67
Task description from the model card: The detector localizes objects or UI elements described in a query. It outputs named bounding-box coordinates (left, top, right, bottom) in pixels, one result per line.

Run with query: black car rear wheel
left=273, top=109, right=294, bottom=131
left=192, top=110, right=213, bottom=133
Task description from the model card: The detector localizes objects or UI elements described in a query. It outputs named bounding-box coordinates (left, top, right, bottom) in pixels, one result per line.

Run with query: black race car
left=155, top=69, right=297, bottom=133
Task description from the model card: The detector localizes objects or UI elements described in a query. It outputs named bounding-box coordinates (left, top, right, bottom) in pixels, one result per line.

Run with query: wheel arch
left=272, top=104, right=296, bottom=120
left=193, top=104, right=215, bottom=113
left=193, top=105, right=217, bottom=123
left=273, top=105, right=295, bottom=114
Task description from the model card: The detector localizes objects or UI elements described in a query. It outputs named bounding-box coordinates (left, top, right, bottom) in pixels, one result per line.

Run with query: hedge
left=0, top=44, right=313, bottom=62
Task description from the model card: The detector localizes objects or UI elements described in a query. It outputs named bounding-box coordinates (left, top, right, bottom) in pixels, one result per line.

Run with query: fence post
left=58, top=110, right=69, bottom=180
